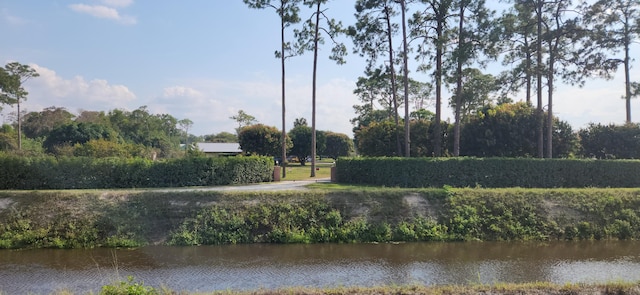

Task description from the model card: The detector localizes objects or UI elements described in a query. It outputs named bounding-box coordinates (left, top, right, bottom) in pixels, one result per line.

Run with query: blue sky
left=1, top=0, right=639, bottom=137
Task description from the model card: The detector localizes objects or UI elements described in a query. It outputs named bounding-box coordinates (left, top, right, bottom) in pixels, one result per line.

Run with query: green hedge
left=335, top=157, right=640, bottom=188
left=0, top=155, right=273, bottom=189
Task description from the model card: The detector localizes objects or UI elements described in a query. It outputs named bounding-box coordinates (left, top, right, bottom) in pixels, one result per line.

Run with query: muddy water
left=1, top=241, right=640, bottom=294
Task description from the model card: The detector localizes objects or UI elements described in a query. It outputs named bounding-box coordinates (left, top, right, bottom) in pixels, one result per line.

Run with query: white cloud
left=2, top=9, right=28, bottom=26
left=101, top=0, right=134, bottom=8
left=69, top=3, right=136, bottom=25
left=162, top=86, right=203, bottom=98
left=24, top=64, right=136, bottom=112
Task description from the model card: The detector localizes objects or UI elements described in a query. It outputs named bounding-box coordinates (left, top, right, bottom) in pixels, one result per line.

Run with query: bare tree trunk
left=547, top=46, right=554, bottom=159
left=625, top=36, right=632, bottom=123
left=525, top=37, right=532, bottom=104
left=384, top=4, right=401, bottom=156
left=280, top=14, right=288, bottom=178
left=401, top=0, right=410, bottom=157
left=17, top=99, right=21, bottom=150
left=453, top=3, right=464, bottom=157
left=536, top=0, right=544, bottom=158
left=434, top=19, right=443, bottom=157
left=310, top=1, right=320, bottom=177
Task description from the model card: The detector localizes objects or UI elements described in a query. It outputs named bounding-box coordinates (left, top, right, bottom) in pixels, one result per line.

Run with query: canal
left=1, top=241, right=640, bottom=294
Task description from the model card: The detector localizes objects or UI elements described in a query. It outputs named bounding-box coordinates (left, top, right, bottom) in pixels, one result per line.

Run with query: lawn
left=278, top=158, right=334, bottom=181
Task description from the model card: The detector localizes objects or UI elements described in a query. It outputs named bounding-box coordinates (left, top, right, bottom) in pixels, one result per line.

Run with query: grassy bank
left=46, top=280, right=640, bottom=295
left=2, top=186, right=640, bottom=248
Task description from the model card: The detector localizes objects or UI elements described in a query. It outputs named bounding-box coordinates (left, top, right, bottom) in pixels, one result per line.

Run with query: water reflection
left=1, top=241, right=640, bottom=294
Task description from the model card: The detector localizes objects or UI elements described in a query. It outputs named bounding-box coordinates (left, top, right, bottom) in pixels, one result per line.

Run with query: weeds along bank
left=1, top=187, right=640, bottom=248
left=95, top=280, right=640, bottom=295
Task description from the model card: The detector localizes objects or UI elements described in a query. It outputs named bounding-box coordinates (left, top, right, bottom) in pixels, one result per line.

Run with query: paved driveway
left=162, top=178, right=331, bottom=192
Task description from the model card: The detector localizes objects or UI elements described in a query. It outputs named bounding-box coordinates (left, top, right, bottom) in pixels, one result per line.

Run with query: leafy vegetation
left=3, top=187, right=640, bottom=249
left=335, top=157, right=640, bottom=188
left=0, top=155, right=273, bottom=189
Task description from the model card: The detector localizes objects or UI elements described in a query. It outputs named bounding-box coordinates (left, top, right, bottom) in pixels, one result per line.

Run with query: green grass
left=74, top=280, right=640, bottom=295
left=279, top=159, right=334, bottom=181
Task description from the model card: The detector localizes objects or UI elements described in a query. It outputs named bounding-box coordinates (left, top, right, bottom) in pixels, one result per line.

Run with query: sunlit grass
left=279, top=159, right=334, bottom=181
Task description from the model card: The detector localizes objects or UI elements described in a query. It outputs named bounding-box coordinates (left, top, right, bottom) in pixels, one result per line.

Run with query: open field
left=279, top=158, right=334, bottom=181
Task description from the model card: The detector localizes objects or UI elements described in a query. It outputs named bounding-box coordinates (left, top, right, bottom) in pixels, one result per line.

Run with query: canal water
left=1, top=241, right=640, bottom=294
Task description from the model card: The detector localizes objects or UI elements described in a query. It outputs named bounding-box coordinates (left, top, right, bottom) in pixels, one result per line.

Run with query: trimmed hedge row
left=335, top=157, right=640, bottom=188
left=0, top=155, right=273, bottom=189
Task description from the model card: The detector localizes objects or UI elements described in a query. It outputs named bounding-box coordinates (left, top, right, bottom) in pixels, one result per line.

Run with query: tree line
left=2, top=1, right=638, bottom=163
left=245, top=0, right=640, bottom=164
left=0, top=105, right=197, bottom=158
left=232, top=112, right=354, bottom=164
left=355, top=101, right=640, bottom=159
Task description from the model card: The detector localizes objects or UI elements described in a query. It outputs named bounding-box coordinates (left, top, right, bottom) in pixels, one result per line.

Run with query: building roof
left=196, top=142, right=242, bottom=154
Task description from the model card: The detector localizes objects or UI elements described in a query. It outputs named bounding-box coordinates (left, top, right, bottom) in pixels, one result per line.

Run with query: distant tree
left=355, top=120, right=399, bottom=157
left=0, top=62, right=39, bottom=150
left=238, top=124, right=291, bottom=156
left=204, top=132, right=238, bottom=143
left=73, top=138, right=147, bottom=158
left=230, top=110, right=257, bottom=134
left=350, top=0, right=402, bottom=156
left=289, top=124, right=312, bottom=164
left=21, top=106, right=75, bottom=139
left=293, top=117, right=308, bottom=127
left=497, top=1, right=538, bottom=104
left=244, top=0, right=302, bottom=179
left=450, top=0, right=496, bottom=156
left=411, top=0, right=455, bottom=157
left=108, top=106, right=181, bottom=157
left=0, top=68, right=12, bottom=109
left=448, top=68, right=499, bottom=123
left=410, top=108, right=435, bottom=121
left=322, top=131, right=353, bottom=159
left=582, top=0, right=640, bottom=123
left=75, top=110, right=110, bottom=125
left=0, top=124, right=17, bottom=151
left=43, top=122, right=117, bottom=154
left=295, top=0, right=347, bottom=176
left=579, top=123, right=640, bottom=159
left=460, top=102, right=577, bottom=158
left=178, top=118, right=193, bottom=155
left=355, top=118, right=449, bottom=157
left=408, top=119, right=433, bottom=157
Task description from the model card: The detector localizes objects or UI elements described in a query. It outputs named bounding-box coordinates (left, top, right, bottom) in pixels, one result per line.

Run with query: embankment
left=1, top=187, right=640, bottom=249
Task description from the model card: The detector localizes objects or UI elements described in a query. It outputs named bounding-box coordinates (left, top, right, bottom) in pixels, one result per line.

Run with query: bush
left=0, top=155, right=273, bottom=189
left=335, top=157, right=640, bottom=188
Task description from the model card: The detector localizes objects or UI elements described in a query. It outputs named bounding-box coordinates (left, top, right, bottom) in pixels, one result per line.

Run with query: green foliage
left=355, top=121, right=399, bottom=157
left=335, top=157, right=640, bottom=188
left=43, top=122, right=117, bottom=154
left=73, top=138, right=148, bottom=158
left=323, top=131, right=353, bottom=159
left=4, top=188, right=640, bottom=249
left=0, top=62, right=38, bottom=106
left=355, top=119, right=450, bottom=157
left=204, top=131, right=237, bottom=143
left=0, top=155, right=273, bottom=189
left=239, top=124, right=290, bottom=157
left=168, top=198, right=450, bottom=245
left=461, top=102, right=578, bottom=158
left=579, top=123, right=640, bottom=159
left=21, top=106, right=75, bottom=139
left=100, top=276, right=158, bottom=295
left=107, top=106, right=181, bottom=158
left=0, top=211, right=99, bottom=249
left=288, top=124, right=312, bottom=163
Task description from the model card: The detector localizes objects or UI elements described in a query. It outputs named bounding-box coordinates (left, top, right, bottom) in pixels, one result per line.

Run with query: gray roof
left=197, top=142, right=242, bottom=154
